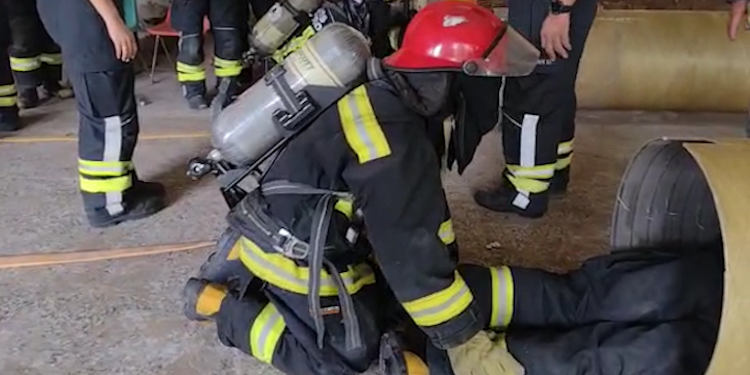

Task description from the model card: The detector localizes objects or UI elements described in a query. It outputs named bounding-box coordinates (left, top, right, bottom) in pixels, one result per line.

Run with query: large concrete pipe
left=576, top=10, right=750, bottom=112
left=611, top=139, right=750, bottom=374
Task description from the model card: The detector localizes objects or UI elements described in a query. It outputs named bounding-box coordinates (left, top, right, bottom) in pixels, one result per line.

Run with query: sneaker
left=183, top=278, right=228, bottom=321
left=17, top=88, right=39, bottom=109
left=86, top=181, right=166, bottom=228
left=187, top=95, right=208, bottom=110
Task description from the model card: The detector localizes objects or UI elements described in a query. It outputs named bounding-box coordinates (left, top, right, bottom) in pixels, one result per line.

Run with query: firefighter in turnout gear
left=38, top=0, right=166, bottom=227
left=171, top=0, right=246, bottom=110
left=2, top=0, right=72, bottom=109
left=473, top=0, right=597, bottom=218
left=0, top=3, right=20, bottom=132
left=183, top=3, right=722, bottom=374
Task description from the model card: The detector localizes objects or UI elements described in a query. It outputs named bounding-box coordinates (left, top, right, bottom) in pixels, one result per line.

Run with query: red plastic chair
left=146, top=5, right=210, bottom=83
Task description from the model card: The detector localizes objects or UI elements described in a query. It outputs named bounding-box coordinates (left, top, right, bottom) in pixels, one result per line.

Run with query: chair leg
left=159, top=37, right=175, bottom=70
left=150, top=35, right=160, bottom=84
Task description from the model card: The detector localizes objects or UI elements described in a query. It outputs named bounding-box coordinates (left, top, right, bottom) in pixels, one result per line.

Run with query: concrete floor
left=0, top=70, right=745, bottom=375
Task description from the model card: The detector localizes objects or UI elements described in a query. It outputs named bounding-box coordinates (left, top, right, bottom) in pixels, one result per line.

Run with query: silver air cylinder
left=250, top=0, right=323, bottom=54
left=212, top=23, right=371, bottom=166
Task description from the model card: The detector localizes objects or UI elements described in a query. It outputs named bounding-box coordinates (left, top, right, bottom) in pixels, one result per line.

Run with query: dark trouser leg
left=38, top=15, right=65, bottom=91
left=506, top=319, right=718, bottom=375
left=68, top=66, right=139, bottom=218
left=210, top=0, right=244, bottom=104
left=6, top=0, right=44, bottom=107
left=0, top=33, right=19, bottom=130
left=171, top=0, right=208, bottom=100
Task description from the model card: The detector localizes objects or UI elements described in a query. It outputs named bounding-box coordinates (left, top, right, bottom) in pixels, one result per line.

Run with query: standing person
left=473, top=0, right=597, bottom=218
left=171, top=0, right=245, bottom=110
left=2, top=0, right=73, bottom=109
left=37, top=0, right=166, bottom=227
left=0, top=2, right=20, bottom=132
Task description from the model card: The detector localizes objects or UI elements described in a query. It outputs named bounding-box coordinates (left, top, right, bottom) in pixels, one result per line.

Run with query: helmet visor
left=462, top=25, right=539, bottom=77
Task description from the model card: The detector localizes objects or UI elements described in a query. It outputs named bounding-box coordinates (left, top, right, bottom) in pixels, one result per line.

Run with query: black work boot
left=473, top=175, right=549, bottom=218
left=86, top=181, right=167, bottom=228
left=183, top=81, right=208, bottom=110
left=41, top=80, right=74, bottom=100
left=197, top=228, right=254, bottom=291
left=0, top=110, right=20, bottom=132
left=549, top=167, right=570, bottom=195
left=17, top=88, right=39, bottom=109
left=183, top=278, right=228, bottom=321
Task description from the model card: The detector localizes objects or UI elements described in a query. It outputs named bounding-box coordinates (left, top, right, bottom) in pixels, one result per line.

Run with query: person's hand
left=728, top=0, right=749, bottom=41
left=540, top=13, right=571, bottom=60
left=105, top=20, right=138, bottom=62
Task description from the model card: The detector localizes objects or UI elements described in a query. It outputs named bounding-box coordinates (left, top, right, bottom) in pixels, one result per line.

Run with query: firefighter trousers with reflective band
left=171, top=0, right=244, bottom=98
left=3, top=0, right=63, bottom=89
left=68, top=66, right=140, bottom=215
left=0, top=10, right=19, bottom=125
left=458, top=247, right=723, bottom=375
left=501, top=0, right=597, bottom=214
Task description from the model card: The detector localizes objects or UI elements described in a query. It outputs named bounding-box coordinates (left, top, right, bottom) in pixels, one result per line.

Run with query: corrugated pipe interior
left=611, top=138, right=750, bottom=374
left=576, top=10, right=750, bottom=112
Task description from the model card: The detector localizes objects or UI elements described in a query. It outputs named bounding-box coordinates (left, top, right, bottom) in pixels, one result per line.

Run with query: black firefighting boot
left=0, top=110, right=19, bottom=132
left=41, top=80, right=74, bottom=100
left=183, top=278, right=228, bottom=321
left=17, top=87, right=39, bottom=109
left=86, top=181, right=166, bottom=228
left=473, top=174, right=549, bottom=218
left=197, top=228, right=254, bottom=293
left=549, top=167, right=570, bottom=195
left=183, top=81, right=208, bottom=110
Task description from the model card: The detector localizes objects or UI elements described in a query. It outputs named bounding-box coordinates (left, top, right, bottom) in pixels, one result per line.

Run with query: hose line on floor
left=0, top=241, right=215, bottom=269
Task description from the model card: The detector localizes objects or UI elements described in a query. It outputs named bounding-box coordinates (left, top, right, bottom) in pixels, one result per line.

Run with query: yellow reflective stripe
left=489, top=266, right=514, bottom=328
left=177, top=62, right=206, bottom=81
left=402, top=272, right=473, bottom=327
left=0, top=96, right=17, bottom=107
left=556, top=154, right=573, bottom=170
left=214, top=57, right=242, bottom=77
left=78, top=159, right=133, bottom=177
left=250, top=303, right=286, bottom=364
left=79, top=175, right=133, bottom=193
left=438, top=219, right=456, bottom=245
left=238, top=237, right=376, bottom=296
left=0, top=84, right=17, bottom=96
left=272, top=26, right=316, bottom=63
left=506, top=163, right=555, bottom=179
left=10, top=56, right=42, bottom=71
left=334, top=199, right=354, bottom=220
left=557, top=140, right=574, bottom=155
left=338, top=85, right=392, bottom=163
left=40, top=53, right=63, bottom=65
left=506, top=174, right=550, bottom=194
left=227, top=240, right=241, bottom=260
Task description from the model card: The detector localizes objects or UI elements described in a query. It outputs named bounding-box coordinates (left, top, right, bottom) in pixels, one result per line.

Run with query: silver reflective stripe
left=79, top=163, right=131, bottom=174
left=256, top=308, right=283, bottom=354
left=244, top=242, right=309, bottom=289
left=0, top=85, right=16, bottom=96
left=520, top=114, right=539, bottom=167
left=103, top=116, right=124, bottom=216
left=492, top=267, right=512, bottom=328
left=346, top=94, right=378, bottom=161
left=408, top=283, right=470, bottom=320
left=512, top=190, right=530, bottom=209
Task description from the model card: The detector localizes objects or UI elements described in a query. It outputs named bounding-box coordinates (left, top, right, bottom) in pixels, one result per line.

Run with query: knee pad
left=213, top=28, right=244, bottom=61
left=178, top=34, right=204, bottom=65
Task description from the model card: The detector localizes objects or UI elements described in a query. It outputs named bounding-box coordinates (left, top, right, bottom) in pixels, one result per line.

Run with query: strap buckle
left=273, top=228, right=309, bottom=259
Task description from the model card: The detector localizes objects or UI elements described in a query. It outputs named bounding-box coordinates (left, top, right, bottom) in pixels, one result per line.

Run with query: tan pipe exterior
left=684, top=140, right=750, bottom=374
left=577, top=10, right=750, bottom=112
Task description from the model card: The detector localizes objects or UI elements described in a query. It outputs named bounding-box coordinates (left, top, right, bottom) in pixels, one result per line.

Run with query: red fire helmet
left=384, top=0, right=539, bottom=77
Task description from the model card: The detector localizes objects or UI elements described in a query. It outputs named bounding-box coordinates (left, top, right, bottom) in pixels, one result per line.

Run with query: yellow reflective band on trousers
left=334, top=198, right=354, bottom=220
left=176, top=62, right=206, bottom=82
left=338, top=85, right=392, bottom=163
left=0, top=84, right=17, bottom=97
left=507, top=163, right=556, bottom=179
left=506, top=174, right=550, bottom=194
left=438, top=219, right=456, bottom=245
left=79, top=175, right=133, bottom=193
left=78, top=159, right=133, bottom=177
left=489, top=266, right=514, bottom=328
left=272, top=26, right=316, bottom=63
left=0, top=96, right=17, bottom=107
left=250, top=303, right=286, bottom=364
left=557, top=140, right=574, bottom=155
left=402, top=272, right=473, bottom=327
left=238, top=237, right=376, bottom=296
left=213, top=57, right=242, bottom=77
left=10, top=56, right=42, bottom=72
left=40, top=53, right=63, bottom=65
left=556, top=154, right=573, bottom=170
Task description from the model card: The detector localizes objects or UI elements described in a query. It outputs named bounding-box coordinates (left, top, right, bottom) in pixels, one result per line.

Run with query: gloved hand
left=447, top=330, right=525, bottom=375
